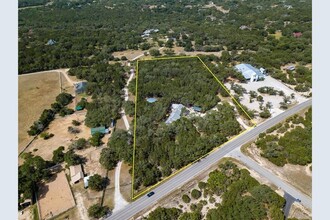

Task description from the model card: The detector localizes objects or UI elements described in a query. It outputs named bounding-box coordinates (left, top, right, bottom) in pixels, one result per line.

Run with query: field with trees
left=255, top=108, right=312, bottom=166
left=129, top=58, right=244, bottom=191
left=19, top=0, right=311, bottom=91
left=146, top=161, right=286, bottom=220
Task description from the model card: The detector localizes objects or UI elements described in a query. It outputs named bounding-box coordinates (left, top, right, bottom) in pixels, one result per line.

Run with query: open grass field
left=18, top=71, right=61, bottom=154
left=38, top=171, right=75, bottom=220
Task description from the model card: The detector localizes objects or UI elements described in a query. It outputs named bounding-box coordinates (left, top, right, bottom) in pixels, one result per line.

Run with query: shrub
left=88, top=174, right=105, bottom=191
left=182, top=194, right=191, bottom=203
left=40, top=132, right=54, bottom=140
left=88, top=204, right=109, bottom=218
left=72, top=120, right=81, bottom=126
left=191, top=189, right=202, bottom=200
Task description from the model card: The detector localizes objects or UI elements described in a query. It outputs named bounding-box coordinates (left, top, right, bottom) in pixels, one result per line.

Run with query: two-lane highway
left=108, top=99, right=312, bottom=220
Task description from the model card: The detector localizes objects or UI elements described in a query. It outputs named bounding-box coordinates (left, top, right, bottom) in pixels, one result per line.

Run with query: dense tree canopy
left=256, top=108, right=312, bottom=166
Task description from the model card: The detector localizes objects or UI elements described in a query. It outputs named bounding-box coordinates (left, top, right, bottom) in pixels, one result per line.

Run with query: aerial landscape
left=18, top=0, right=312, bottom=220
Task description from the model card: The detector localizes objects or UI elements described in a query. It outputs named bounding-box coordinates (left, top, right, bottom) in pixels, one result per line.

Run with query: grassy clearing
left=18, top=71, right=60, bottom=153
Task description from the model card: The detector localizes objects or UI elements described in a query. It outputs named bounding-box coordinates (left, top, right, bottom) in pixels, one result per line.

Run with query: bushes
left=191, top=189, right=202, bottom=200
left=52, top=146, right=65, bottom=163
left=89, top=132, right=104, bottom=147
left=56, top=93, right=74, bottom=106
left=88, top=204, right=109, bottom=218
left=182, top=194, right=191, bottom=203
left=88, top=174, right=106, bottom=191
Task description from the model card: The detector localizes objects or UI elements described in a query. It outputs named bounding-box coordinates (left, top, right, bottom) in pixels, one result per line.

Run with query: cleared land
left=18, top=71, right=61, bottom=153
left=26, top=112, right=91, bottom=161
left=38, top=171, right=75, bottom=220
left=243, top=143, right=312, bottom=197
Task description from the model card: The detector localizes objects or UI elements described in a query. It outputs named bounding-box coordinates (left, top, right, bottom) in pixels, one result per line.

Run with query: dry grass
left=18, top=71, right=61, bottom=153
left=26, top=112, right=91, bottom=161
left=52, top=207, right=79, bottom=220
left=243, top=144, right=312, bottom=196
left=288, top=203, right=312, bottom=219
left=120, top=162, right=132, bottom=202
left=112, top=50, right=145, bottom=60
left=38, top=171, right=75, bottom=220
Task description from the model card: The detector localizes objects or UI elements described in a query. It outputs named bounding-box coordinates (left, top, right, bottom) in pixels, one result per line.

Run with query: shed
left=91, top=126, right=109, bottom=135
left=235, top=64, right=264, bottom=81
left=70, top=165, right=84, bottom=184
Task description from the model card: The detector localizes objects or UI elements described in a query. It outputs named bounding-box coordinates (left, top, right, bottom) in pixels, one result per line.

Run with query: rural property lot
left=18, top=71, right=61, bottom=153
left=132, top=56, right=253, bottom=197
left=38, top=171, right=75, bottom=220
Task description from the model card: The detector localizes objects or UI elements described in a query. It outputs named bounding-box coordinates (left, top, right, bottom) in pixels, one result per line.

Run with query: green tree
left=89, top=132, right=104, bottom=147
left=52, top=146, right=65, bottom=163
left=149, top=49, right=161, bottom=57
left=88, top=174, right=105, bottom=191
left=19, top=153, right=52, bottom=203
left=64, top=150, right=82, bottom=166
left=147, top=207, right=181, bottom=220
left=69, top=138, right=88, bottom=150
left=182, top=194, right=191, bottom=203
left=191, top=189, right=202, bottom=200
left=88, top=204, right=109, bottom=218
left=56, top=92, right=73, bottom=106
left=99, top=148, right=118, bottom=170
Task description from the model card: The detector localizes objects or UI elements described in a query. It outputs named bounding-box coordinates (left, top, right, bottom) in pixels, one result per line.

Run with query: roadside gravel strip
left=108, top=99, right=312, bottom=220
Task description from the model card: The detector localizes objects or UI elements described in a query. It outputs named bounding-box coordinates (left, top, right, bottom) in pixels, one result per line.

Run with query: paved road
left=107, top=99, right=312, bottom=220
left=284, top=193, right=296, bottom=218
left=228, top=149, right=312, bottom=210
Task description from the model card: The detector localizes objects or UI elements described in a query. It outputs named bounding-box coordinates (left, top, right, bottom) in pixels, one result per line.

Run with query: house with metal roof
left=234, top=64, right=265, bottom=82
left=165, top=104, right=184, bottom=124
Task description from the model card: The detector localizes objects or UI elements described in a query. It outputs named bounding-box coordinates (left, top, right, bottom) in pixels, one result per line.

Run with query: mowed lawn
left=18, top=71, right=60, bottom=153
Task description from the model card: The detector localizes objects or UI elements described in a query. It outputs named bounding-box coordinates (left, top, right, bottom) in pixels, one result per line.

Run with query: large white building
left=235, top=63, right=265, bottom=82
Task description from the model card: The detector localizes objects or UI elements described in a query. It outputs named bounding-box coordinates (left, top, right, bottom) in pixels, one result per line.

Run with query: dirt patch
left=112, top=50, right=145, bottom=60
left=244, top=144, right=312, bottom=197
left=270, top=30, right=283, bottom=40
left=19, top=71, right=61, bottom=153
left=120, top=162, right=132, bottom=202
left=202, top=3, right=230, bottom=13
left=25, top=112, right=91, bottom=162
left=116, top=119, right=127, bottom=130
left=51, top=207, right=79, bottom=220
left=38, top=171, right=75, bottom=220
left=18, top=205, right=33, bottom=220
left=288, top=203, right=312, bottom=219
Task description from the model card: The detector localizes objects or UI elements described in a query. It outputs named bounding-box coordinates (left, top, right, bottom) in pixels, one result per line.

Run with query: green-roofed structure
left=91, top=126, right=109, bottom=135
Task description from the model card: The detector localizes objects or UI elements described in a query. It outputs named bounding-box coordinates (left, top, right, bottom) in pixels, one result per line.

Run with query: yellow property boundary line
left=131, top=55, right=256, bottom=200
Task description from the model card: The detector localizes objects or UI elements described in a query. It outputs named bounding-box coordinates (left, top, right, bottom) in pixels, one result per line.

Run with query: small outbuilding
left=70, top=165, right=84, bottom=184
left=46, top=39, right=56, bottom=46
left=91, top=126, right=109, bottom=135
left=83, top=176, right=91, bottom=188
left=193, top=106, right=202, bottom=112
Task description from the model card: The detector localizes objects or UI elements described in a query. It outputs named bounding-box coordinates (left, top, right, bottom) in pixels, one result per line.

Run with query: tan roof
left=70, top=165, right=84, bottom=184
